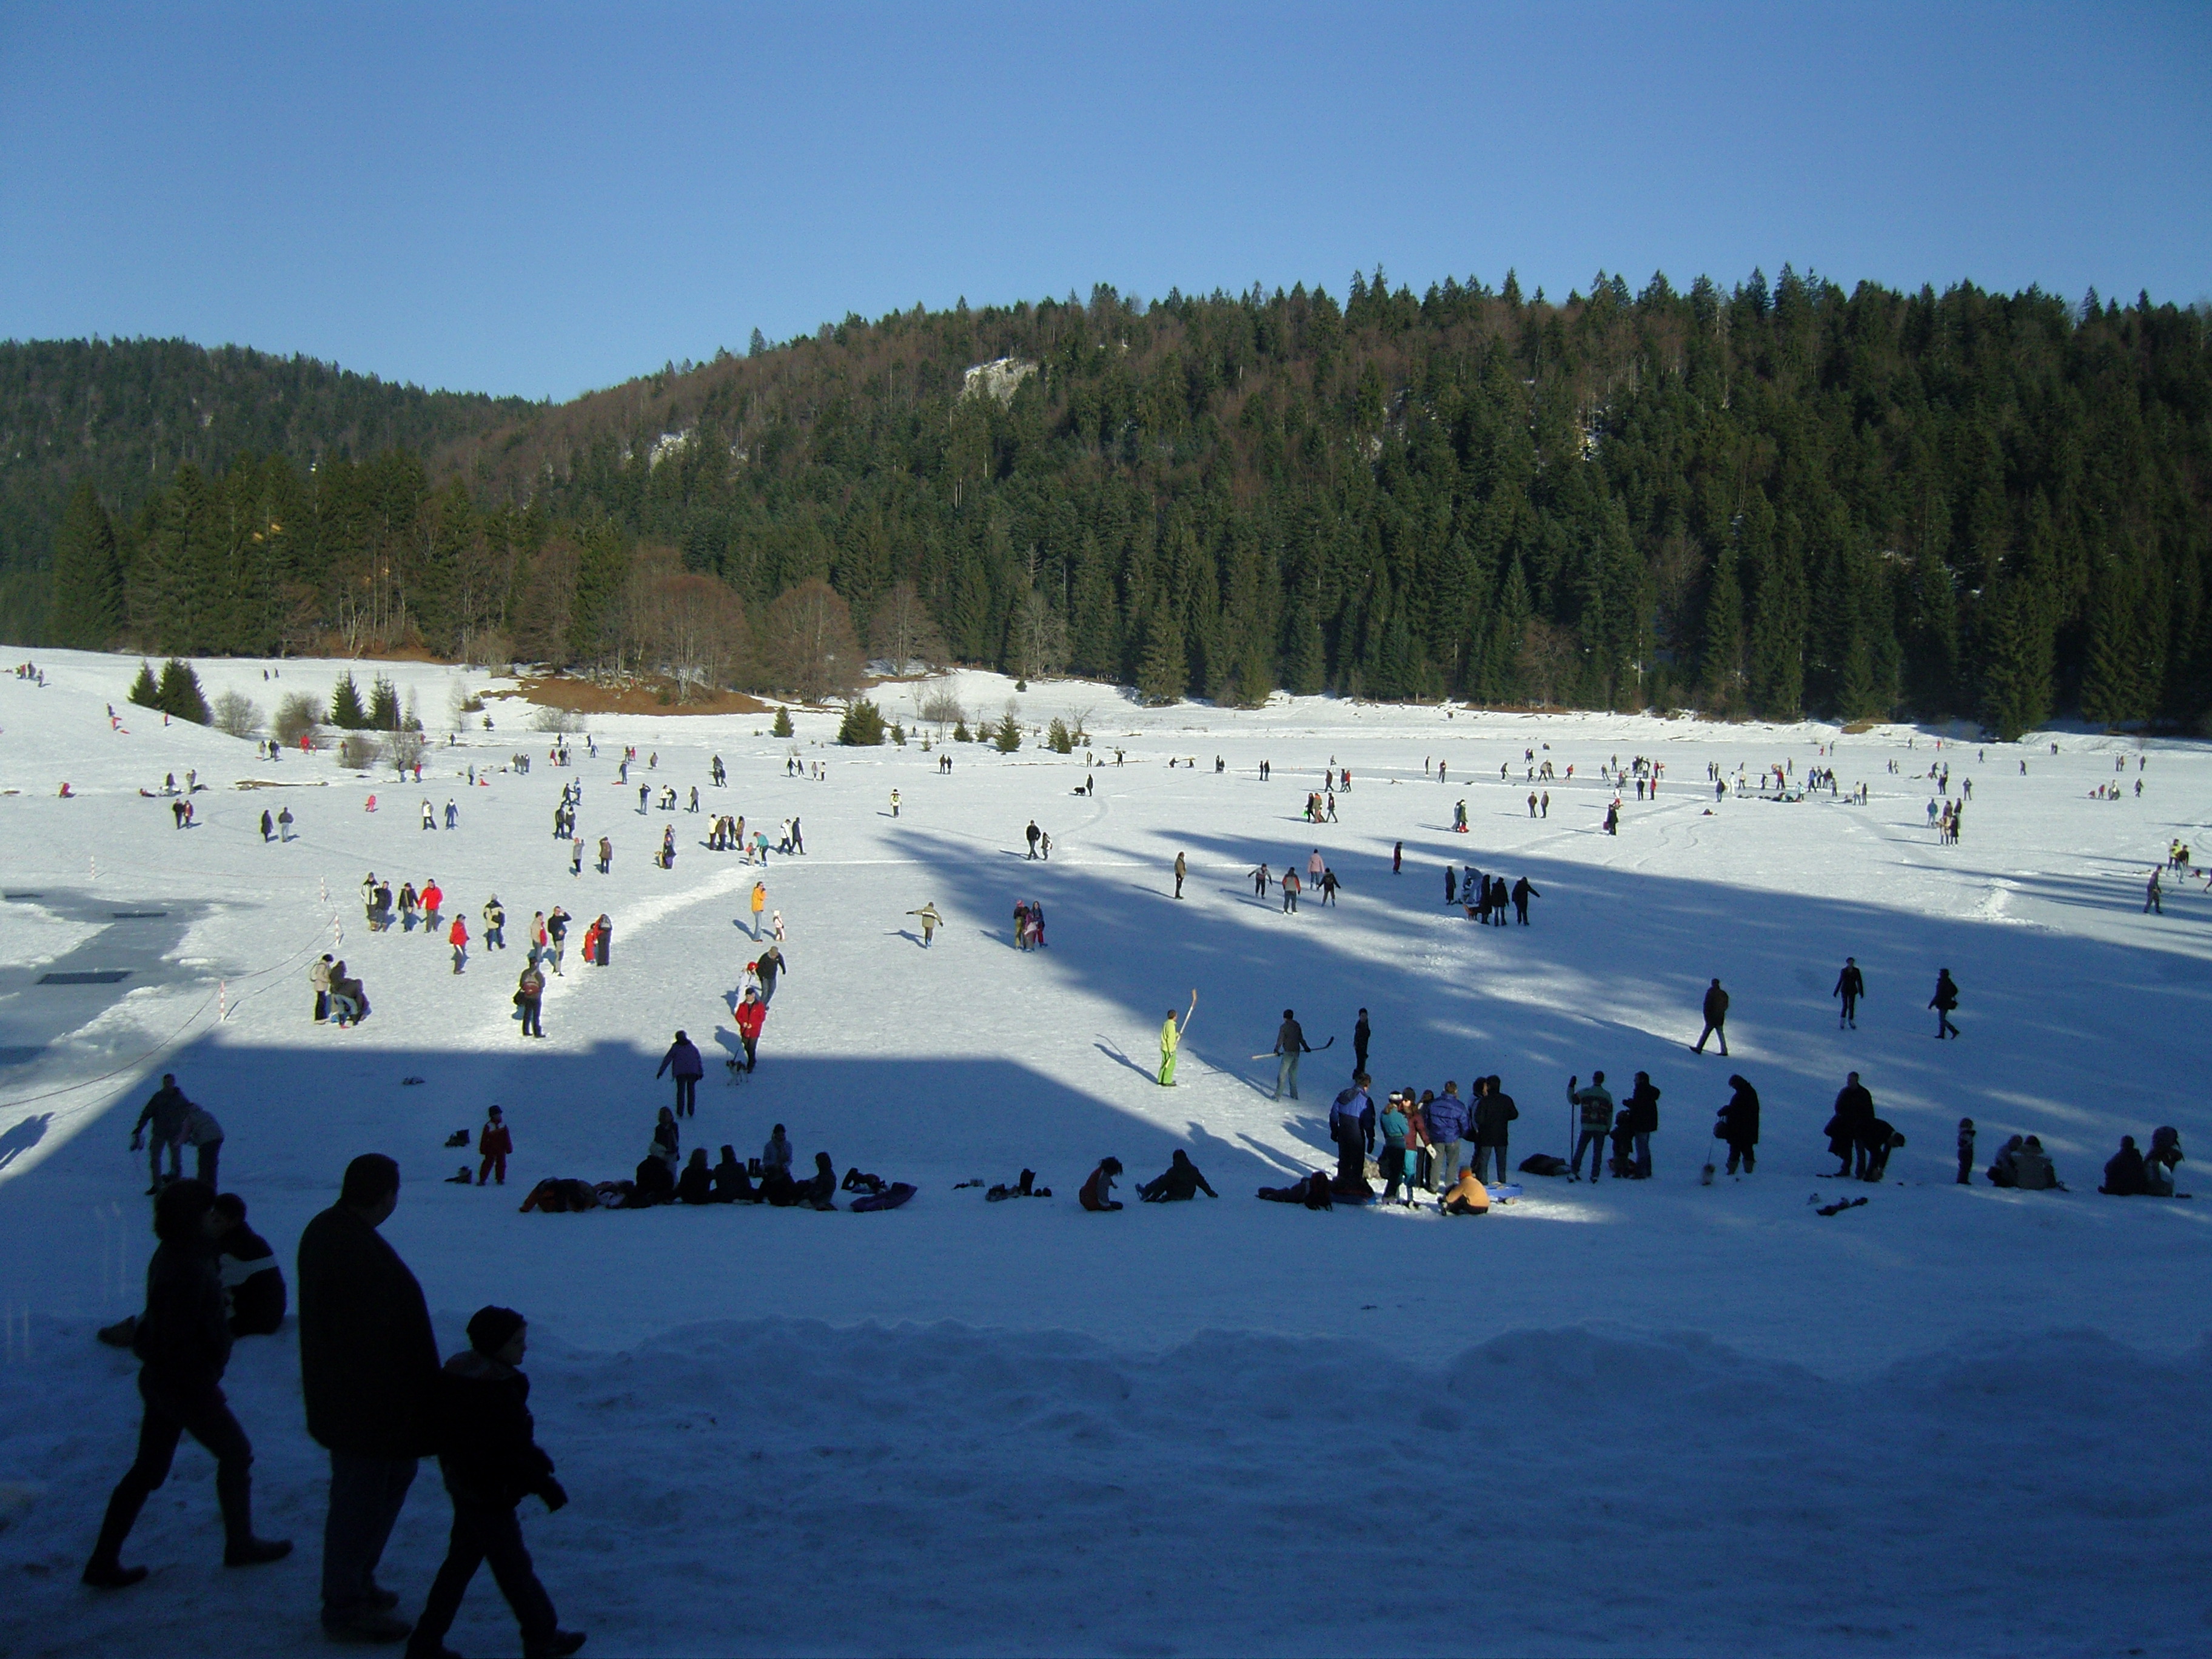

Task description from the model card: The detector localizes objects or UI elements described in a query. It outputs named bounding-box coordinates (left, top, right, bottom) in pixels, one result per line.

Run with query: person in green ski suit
left=1159, top=992, right=1196, bottom=1086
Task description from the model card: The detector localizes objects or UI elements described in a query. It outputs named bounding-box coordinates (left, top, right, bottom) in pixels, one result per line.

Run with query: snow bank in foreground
left=4, top=1316, right=2206, bottom=1657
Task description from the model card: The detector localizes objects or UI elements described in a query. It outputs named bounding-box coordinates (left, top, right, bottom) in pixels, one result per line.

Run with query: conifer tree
left=50, top=481, right=123, bottom=649
left=127, top=660, right=159, bottom=709
left=329, top=672, right=369, bottom=729
left=369, top=675, right=401, bottom=731
left=156, top=659, right=210, bottom=724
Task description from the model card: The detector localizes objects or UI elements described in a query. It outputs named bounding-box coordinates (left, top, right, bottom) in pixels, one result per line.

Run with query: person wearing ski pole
left=1159, top=991, right=1195, bottom=1087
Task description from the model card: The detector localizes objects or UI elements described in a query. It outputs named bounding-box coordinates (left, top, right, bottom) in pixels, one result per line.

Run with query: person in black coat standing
left=1351, top=1009, right=1370, bottom=1078
left=1832, top=957, right=1864, bottom=1028
left=408, top=1307, right=585, bottom=1659
left=298, top=1154, right=441, bottom=1643
left=1692, top=979, right=1730, bottom=1055
left=1929, top=968, right=1960, bottom=1039
left=83, top=1179, right=291, bottom=1587
left=1472, top=1075, right=1518, bottom=1183
left=1827, top=1073, right=1876, bottom=1177
left=655, top=1030, right=704, bottom=1118
left=1717, top=1076, right=1760, bottom=1174
left=1624, top=1072, right=1661, bottom=1178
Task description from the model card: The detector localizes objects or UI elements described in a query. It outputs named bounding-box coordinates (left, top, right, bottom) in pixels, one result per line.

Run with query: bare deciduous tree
left=625, top=548, right=750, bottom=700
left=762, top=578, right=863, bottom=703
left=870, top=580, right=945, bottom=675
left=1010, top=588, right=1068, bottom=684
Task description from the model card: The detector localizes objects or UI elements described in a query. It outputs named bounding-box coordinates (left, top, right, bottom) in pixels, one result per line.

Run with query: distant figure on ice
left=1692, top=979, right=1730, bottom=1056
left=1929, top=968, right=1960, bottom=1039
left=1833, top=957, right=1864, bottom=1028
left=907, top=902, right=943, bottom=947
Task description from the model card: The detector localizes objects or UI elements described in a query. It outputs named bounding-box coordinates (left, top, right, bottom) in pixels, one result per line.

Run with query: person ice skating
left=1252, top=862, right=1270, bottom=896
left=1567, top=1072, right=1614, bottom=1182
left=297, top=1154, right=440, bottom=1643
left=444, top=799, right=458, bottom=830
left=1280, top=868, right=1301, bottom=912
left=1511, top=876, right=1538, bottom=924
left=658, top=1031, right=703, bottom=1117
left=1158, top=991, right=1196, bottom=1086
left=1717, top=1076, right=1760, bottom=1174
left=1173, top=851, right=1186, bottom=899
left=407, top=1307, right=585, bottom=1659
left=1137, top=1150, right=1218, bottom=1202
left=1352, top=1008, right=1370, bottom=1076
left=131, top=1073, right=193, bottom=1192
left=907, top=902, right=943, bottom=947
left=1625, top=1072, right=1660, bottom=1178
left=483, top=897, right=506, bottom=950
left=210, top=1194, right=286, bottom=1337
left=81, top=1179, right=292, bottom=1590
left=1828, top=1072, right=1876, bottom=1176
left=754, top=943, right=787, bottom=1006
left=448, top=913, right=469, bottom=974
left=1692, top=978, right=1729, bottom=1055
left=2100, top=1136, right=2148, bottom=1196
left=478, top=1107, right=512, bottom=1185
left=1272, top=1009, right=1310, bottom=1101
left=515, top=964, right=545, bottom=1038
left=1472, top=1076, right=1518, bottom=1183
left=736, top=988, right=766, bottom=1072
left=1025, top=820, right=1041, bottom=859
left=1929, top=968, right=1960, bottom=1039
left=1833, top=957, right=1864, bottom=1028
left=1329, top=1077, right=1375, bottom=1190
left=2145, top=867, right=2163, bottom=913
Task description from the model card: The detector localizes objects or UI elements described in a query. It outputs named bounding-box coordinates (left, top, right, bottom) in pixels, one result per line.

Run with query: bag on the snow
left=1518, top=1153, right=1569, bottom=1178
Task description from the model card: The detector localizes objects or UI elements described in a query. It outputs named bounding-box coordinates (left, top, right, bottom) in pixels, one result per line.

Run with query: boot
left=82, top=1560, right=149, bottom=1589
left=84, top=1475, right=151, bottom=1587
left=218, top=1464, right=292, bottom=1566
left=226, top=1537, right=292, bottom=1567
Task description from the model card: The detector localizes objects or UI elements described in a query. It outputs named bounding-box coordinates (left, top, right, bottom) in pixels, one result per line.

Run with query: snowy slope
left=1, top=649, right=2209, bottom=1655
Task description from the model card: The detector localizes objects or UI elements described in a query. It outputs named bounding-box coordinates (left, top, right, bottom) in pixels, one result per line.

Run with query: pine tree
left=329, top=672, right=369, bottom=729
left=49, top=481, right=123, bottom=648
left=771, top=705, right=794, bottom=737
left=836, top=698, right=886, bottom=745
left=994, top=710, right=1022, bottom=752
left=156, top=659, right=210, bottom=724
left=127, top=660, right=159, bottom=709
left=1699, top=540, right=1743, bottom=709
left=2079, top=555, right=2148, bottom=726
left=1137, top=608, right=1187, bottom=703
left=1977, top=577, right=2053, bottom=741
left=368, top=675, right=401, bottom=731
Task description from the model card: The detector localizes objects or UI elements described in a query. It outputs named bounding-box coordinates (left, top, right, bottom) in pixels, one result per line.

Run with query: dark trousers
left=1838, top=996, right=1857, bottom=1026
left=1957, top=1151, right=1973, bottom=1185
left=674, top=1076, right=697, bottom=1116
left=412, top=1496, right=558, bottom=1653
left=1694, top=1020, right=1727, bottom=1054
left=1335, top=1132, right=1365, bottom=1185
left=1936, top=1010, right=1959, bottom=1038
left=315, top=991, right=329, bottom=1022
left=520, top=998, right=543, bottom=1037
left=1632, top=1131, right=1651, bottom=1179
left=1572, top=1128, right=1607, bottom=1180
left=196, top=1139, right=221, bottom=1189
left=1726, top=1143, right=1755, bottom=1174
left=1473, top=1142, right=1509, bottom=1182
left=91, top=1372, right=254, bottom=1566
left=741, top=1035, right=758, bottom=1072
left=322, top=1452, right=417, bottom=1620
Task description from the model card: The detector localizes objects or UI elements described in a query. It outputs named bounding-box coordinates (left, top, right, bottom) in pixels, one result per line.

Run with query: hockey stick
left=1247, top=1034, right=1336, bottom=1061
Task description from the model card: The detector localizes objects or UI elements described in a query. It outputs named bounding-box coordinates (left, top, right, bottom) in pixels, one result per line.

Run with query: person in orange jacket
left=734, top=990, right=766, bottom=1071
left=477, top=1107, right=512, bottom=1186
left=448, top=913, right=468, bottom=974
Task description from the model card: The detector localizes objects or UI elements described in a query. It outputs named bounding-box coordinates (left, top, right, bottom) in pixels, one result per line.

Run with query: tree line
left=21, top=271, right=2212, bottom=736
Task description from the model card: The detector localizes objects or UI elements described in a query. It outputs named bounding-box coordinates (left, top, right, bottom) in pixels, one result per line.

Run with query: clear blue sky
left=3, top=2, right=2206, bottom=401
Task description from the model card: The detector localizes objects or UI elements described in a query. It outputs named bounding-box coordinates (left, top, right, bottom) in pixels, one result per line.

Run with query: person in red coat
left=448, top=914, right=469, bottom=974
left=477, top=1107, right=512, bottom=1187
left=734, top=991, right=766, bottom=1072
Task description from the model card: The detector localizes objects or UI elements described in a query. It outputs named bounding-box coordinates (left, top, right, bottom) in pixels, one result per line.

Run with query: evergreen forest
left=8, top=268, right=2210, bottom=738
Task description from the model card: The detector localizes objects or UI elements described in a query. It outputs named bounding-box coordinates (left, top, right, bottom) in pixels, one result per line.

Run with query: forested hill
left=19, top=272, right=2212, bottom=736
left=0, top=337, right=532, bottom=634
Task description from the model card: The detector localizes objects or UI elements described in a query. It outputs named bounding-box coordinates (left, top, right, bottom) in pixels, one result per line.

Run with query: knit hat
left=466, top=1305, right=526, bottom=1356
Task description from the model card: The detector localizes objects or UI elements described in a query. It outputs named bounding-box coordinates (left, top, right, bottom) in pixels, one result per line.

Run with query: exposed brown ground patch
left=508, top=674, right=775, bottom=717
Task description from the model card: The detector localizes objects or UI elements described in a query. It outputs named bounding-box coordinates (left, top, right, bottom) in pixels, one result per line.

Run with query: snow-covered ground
left=1, top=648, right=2208, bottom=1656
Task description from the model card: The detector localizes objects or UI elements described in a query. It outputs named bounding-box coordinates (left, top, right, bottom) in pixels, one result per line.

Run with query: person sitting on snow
left=712, top=1146, right=756, bottom=1203
left=1079, top=1158, right=1124, bottom=1212
left=1256, top=1170, right=1333, bottom=1210
left=1137, top=1150, right=1218, bottom=1203
left=1440, top=1168, right=1491, bottom=1216
left=773, top=1152, right=836, bottom=1210
left=2009, top=1134, right=2061, bottom=1191
left=2100, top=1136, right=2148, bottom=1196
left=2145, top=1126, right=2187, bottom=1197
left=1987, top=1133, right=2025, bottom=1188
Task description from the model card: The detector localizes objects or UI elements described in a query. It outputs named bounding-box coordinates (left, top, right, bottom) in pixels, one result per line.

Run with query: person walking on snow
left=1833, top=957, right=1864, bottom=1027
left=421, top=800, right=435, bottom=831
left=1718, top=1076, right=1760, bottom=1174
left=657, top=1031, right=703, bottom=1117
left=1692, top=978, right=1730, bottom=1055
left=890, top=789, right=900, bottom=818
left=1280, top=868, right=1301, bottom=913
left=444, top=799, right=458, bottom=830
left=1272, top=1009, right=1311, bottom=1099
left=515, top=965, right=545, bottom=1038
left=756, top=943, right=787, bottom=1005
left=421, top=879, right=444, bottom=934
left=482, top=897, right=505, bottom=950
left=908, top=902, right=943, bottom=947
left=734, top=990, right=766, bottom=1072
left=2145, top=867, right=2163, bottom=914
left=1025, top=820, right=1042, bottom=859
left=1352, top=1008, right=1370, bottom=1076
left=1158, top=991, right=1196, bottom=1086
left=1173, top=851, right=1187, bottom=899
left=260, top=809, right=273, bottom=842
left=1568, top=1072, right=1615, bottom=1182
left=1307, top=848, right=1324, bottom=886
left=1512, top=876, right=1539, bottom=924
left=277, top=806, right=293, bottom=840
left=748, top=882, right=767, bottom=939
left=1929, top=968, right=1961, bottom=1039
left=448, top=914, right=468, bottom=974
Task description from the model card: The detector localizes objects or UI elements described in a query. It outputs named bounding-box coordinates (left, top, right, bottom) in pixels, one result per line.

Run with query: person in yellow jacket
left=749, top=881, right=767, bottom=939
left=1441, top=1168, right=1490, bottom=1215
left=1159, top=991, right=1196, bottom=1086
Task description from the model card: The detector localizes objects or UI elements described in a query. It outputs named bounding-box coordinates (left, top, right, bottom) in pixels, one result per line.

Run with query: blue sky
left=2, top=2, right=2206, bottom=401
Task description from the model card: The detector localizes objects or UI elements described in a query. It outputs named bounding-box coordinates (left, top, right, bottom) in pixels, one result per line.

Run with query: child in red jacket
left=478, top=1106, right=512, bottom=1187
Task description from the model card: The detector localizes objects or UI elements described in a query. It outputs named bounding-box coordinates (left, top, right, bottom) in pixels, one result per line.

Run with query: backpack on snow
left=1518, top=1153, right=1570, bottom=1178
